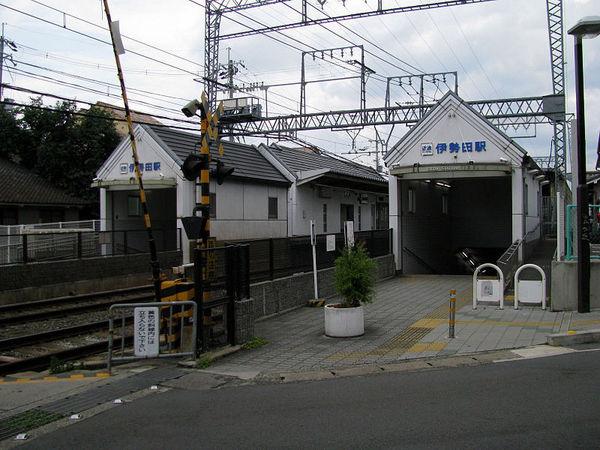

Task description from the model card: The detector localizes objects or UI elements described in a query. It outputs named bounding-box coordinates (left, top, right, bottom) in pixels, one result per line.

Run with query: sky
left=1, top=0, right=599, bottom=171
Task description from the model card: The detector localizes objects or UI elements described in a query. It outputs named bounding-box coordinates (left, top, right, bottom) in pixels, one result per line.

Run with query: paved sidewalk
left=207, top=275, right=600, bottom=376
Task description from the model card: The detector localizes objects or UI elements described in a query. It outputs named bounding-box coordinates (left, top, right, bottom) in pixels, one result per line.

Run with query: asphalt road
left=22, top=350, right=600, bottom=449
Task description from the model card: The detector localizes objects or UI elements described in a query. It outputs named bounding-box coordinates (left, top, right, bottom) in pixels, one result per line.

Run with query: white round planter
left=324, top=304, right=364, bottom=337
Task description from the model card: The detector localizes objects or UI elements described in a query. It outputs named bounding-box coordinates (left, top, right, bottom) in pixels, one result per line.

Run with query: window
left=0, top=208, right=18, bottom=225
left=358, top=206, right=362, bottom=231
left=322, top=204, right=327, bottom=233
left=128, top=195, right=142, bottom=217
left=210, top=193, right=216, bottom=219
left=268, top=196, right=278, bottom=220
left=442, top=194, right=449, bottom=215
left=408, top=188, right=416, bottom=213
left=371, top=205, right=376, bottom=230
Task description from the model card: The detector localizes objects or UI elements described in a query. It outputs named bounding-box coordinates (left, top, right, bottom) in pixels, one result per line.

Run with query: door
left=340, top=204, right=354, bottom=231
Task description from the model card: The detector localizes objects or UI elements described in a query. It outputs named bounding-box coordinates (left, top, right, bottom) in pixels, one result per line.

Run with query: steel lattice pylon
left=204, top=0, right=566, bottom=161
left=204, top=0, right=222, bottom=111
left=547, top=0, right=567, bottom=191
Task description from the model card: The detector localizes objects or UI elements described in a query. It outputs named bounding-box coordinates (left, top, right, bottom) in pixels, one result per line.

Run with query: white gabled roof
left=384, top=91, right=528, bottom=170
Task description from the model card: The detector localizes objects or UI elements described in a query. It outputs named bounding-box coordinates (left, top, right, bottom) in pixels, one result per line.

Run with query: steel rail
left=0, top=318, right=133, bottom=352
left=0, top=293, right=154, bottom=326
left=0, top=337, right=131, bottom=376
left=0, top=285, right=152, bottom=314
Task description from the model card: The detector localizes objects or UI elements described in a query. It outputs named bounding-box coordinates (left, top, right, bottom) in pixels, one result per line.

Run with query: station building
left=94, top=124, right=388, bottom=264
left=384, top=91, right=547, bottom=275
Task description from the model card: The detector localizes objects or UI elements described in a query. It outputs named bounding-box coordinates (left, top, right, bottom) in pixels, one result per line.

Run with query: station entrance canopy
left=384, top=91, right=528, bottom=179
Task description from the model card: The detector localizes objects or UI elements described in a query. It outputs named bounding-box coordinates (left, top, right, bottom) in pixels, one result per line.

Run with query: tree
left=0, top=98, right=120, bottom=207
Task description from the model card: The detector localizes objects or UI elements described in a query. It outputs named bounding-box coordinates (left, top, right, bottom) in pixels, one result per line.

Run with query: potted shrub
left=324, top=242, right=376, bottom=337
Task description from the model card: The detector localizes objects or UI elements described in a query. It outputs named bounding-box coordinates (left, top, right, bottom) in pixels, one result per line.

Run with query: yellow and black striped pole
left=195, top=93, right=212, bottom=352
left=103, top=0, right=161, bottom=300
left=449, top=289, right=456, bottom=338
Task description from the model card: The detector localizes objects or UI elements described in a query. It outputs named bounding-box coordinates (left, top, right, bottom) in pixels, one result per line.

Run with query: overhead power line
left=12, top=59, right=190, bottom=104
left=0, top=3, right=201, bottom=77
left=2, top=83, right=198, bottom=125
left=217, top=0, right=497, bottom=40
left=298, top=1, right=423, bottom=75
left=27, top=0, right=204, bottom=70
left=8, top=67, right=186, bottom=115
left=0, top=98, right=201, bottom=133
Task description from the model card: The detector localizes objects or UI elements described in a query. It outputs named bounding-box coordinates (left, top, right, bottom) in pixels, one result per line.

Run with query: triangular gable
left=384, top=91, right=527, bottom=170
left=96, top=125, right=182, bottom=183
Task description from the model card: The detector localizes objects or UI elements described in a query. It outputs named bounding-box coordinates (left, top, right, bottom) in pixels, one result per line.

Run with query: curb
left=547, top=328, right=600, bottom=346
left=256, top=349, right=515, bottom=384
left=177, top=345, right=242, bottom=368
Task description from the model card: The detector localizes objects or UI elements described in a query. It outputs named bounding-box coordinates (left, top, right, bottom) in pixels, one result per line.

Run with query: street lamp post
left=568, top=16, right=600, bottom=313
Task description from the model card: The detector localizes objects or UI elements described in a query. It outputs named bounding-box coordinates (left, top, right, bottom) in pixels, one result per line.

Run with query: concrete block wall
left=250, top=254, right=395, bottom=320
left=0, top=251, right=182, bottom=304
left=550, top=260, right=600, bottom=311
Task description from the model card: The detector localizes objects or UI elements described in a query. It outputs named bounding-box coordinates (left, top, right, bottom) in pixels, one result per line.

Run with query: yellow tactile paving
left=455, top=319, right=555, bottom=328
left=326, top=288, right=470, bottom=363
left=570, top=319, right=600, bottom=326
left=0, top=372, right=111, bottom=384
left=411, top=319, right=446, bottom=329
left=406, top=342, right=448, bottom=353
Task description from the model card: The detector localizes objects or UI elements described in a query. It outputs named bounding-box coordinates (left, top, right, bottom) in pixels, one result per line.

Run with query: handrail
left=403, top=247, right=438, bottom=274
left=496, top=222, right=543, bottom=288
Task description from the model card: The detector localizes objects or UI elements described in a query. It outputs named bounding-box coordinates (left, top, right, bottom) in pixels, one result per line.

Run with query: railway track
left=0, top=285, right=154, bottom=326
left=0, top=337, right=133, bottom=376
left=0, top=286, right=154, bottom=376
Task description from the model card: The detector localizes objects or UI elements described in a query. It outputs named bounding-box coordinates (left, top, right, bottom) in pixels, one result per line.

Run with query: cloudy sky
left=1, top=0, right=598, bottom=170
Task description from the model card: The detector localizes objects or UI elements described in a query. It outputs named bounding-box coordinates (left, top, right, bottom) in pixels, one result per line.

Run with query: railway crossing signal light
left=181, top=153, right=206, bottom=181
left=213, top=159, right=234, bottom=185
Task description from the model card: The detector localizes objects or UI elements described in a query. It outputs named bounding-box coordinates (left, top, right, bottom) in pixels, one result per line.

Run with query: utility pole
left=227, top=48, right=234, bottom=98
left=0, top=23, right=15, bottom=102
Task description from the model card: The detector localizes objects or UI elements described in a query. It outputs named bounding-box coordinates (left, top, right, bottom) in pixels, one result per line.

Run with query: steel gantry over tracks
left=221, top=95, right=560, bottom=136
left=203, top=0, right=567, bottom=179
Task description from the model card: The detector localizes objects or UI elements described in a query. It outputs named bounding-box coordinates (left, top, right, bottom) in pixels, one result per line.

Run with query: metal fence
left=192, top=245, right=250, bottom=351
left=222, top=229, right=392, bottom=283
left=107, top=300, right=197, bottom=372
left=565, top=204, right=600, bottom=260
left=0, top=228, right=182, bottom=265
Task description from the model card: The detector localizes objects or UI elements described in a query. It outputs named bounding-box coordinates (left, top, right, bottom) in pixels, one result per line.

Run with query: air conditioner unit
left=318, top=187, right=332, bottom=198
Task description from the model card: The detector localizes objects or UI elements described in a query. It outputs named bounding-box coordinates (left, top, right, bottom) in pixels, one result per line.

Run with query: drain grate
left=0, top=409, right=64, bottom=441
left=40, top=366, right=184, bottom=416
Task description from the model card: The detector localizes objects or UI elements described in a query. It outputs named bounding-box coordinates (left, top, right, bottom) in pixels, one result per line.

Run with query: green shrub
left=333, top=242, right=376, bottom=308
